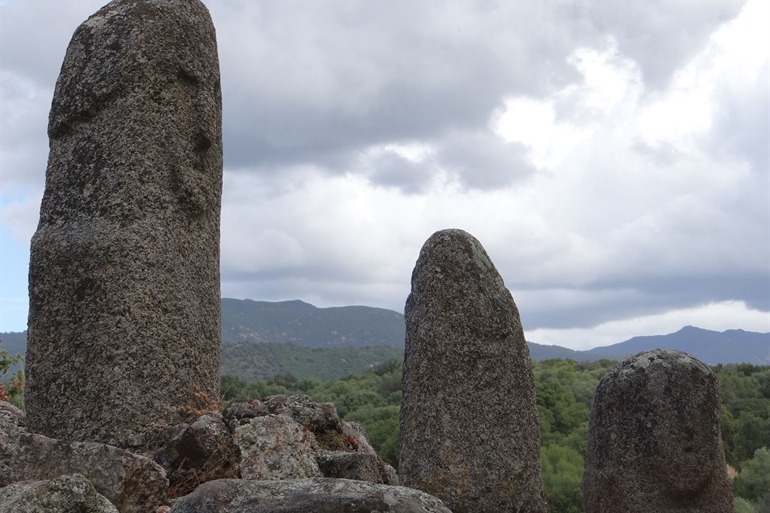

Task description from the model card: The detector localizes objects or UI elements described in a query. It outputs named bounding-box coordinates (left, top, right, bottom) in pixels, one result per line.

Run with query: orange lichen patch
left=179, top=385, right=222, bottom=420
left=345, top=434, right=359, bottom=452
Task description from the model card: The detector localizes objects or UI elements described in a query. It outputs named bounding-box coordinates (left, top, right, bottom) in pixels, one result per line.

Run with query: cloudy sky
left=1, top=0, right=768, bottom=350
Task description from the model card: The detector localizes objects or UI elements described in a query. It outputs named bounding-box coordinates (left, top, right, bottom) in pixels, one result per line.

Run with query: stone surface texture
left=233, top=414, right=322, bottom=481
left=167, top=478, right=453, bottom=513
left=260, top=395, right=343, bottom=434
left=0, top=474, right=119, bottom=513
left=0, top=427, right=167, bottom=513
left=400, top=229, right=546, bottom=513
left=154, top=412, right=239, bottom=498
left=583, top=349, right=733, bottom=513
left=316, top=451, right=383, bottom=483
left=25, top=0, right=223, bottom=448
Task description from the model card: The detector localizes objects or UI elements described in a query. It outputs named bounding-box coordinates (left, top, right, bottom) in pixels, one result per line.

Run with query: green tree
left=0, top=339, right=24, bottom=407
left=540, top=443, right=584, bottom=513
left=734, top=447, right=770, bottom=503
left=735, top=497, right=757, bottom=513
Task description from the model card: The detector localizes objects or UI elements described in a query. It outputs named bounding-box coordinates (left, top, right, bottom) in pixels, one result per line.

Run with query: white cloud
left=0, top=192, right=41, bottom=244
left=526, top=300, right=770, bottom=350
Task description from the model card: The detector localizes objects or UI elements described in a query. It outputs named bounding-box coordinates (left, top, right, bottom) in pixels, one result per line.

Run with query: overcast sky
left=1, top=0, right=768, bottom=350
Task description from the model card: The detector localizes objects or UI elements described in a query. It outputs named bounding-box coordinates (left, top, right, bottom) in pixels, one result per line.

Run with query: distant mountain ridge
left=222, top=298, right=405, bottom=348
left=2, top=300, right=769, bottom=380
left=528, top=326, right=770, bottom=366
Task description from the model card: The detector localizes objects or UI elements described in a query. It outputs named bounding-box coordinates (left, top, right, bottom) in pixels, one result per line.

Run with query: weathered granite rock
left=233, top=414, right=322, bottom=480
left=168, top=478, right=452, bottom=513
left=0, top=401, right=26, bottom=484
left=400, top=229, right=546, bottom=513
left=25, top=0, right=223, bottom=448
left=223, top=396, right=341, bottom=435
left=342, top=421, right=376, bottom=454
left=583, top=349, right=733, bottom=513
left=0, top=400, right=25, bottom=428
left=154, top=413, right=239, bottom=498
left=222, top=400, right=262, bottom=432
left=316, top=451, right=383, bottom=483
left=224, top=400, right=395, bottom=485
left=0, top=474, right=119, bottom=513
left=322, top=421, right=399, bottom=485
left=0, top=428, right=168, bottom=513
left=261, top=395, right=343, bottom=434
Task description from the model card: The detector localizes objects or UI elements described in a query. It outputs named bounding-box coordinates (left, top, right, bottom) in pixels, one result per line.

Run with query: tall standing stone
left=400, top=229, right=546, bottom=513
left=583, top=349, right=733, bottom=513
left=26, top=0, right=223, bottom=448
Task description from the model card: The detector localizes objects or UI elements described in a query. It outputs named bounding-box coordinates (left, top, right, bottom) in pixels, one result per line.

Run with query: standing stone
left=400, top=229, right=546, bottom=513
left=26, top=0, right=223, bottom=448
left=583, top=349, right=733, bottom=513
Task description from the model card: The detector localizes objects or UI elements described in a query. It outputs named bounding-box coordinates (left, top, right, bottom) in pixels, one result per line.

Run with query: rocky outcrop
left=25, top=0, right=224, bottom=448
left=400, top=229, right=546, bottom=513
left=0, top=474, right=119, bottom=513
left=3, top=394, right=404, bottom=510
left=583, top=349, right=733, bottom=512
left=0, top=401, right=168, bottom=513
left=216, top=396, right=397, bottom=485
left=167, top=478, right=452, bottom=513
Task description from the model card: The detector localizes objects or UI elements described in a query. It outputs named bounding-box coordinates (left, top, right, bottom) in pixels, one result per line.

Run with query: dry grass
left=178, top=385, right=221, bottom=421
left=168, top=386, right=240, bottom=499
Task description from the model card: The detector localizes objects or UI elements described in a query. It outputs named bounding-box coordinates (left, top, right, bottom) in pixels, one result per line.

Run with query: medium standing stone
left=583, top=349, right=733, bottom=513
left=400, top=229, right=546, bottom=513
left=26, top=0, right=223, bottom=448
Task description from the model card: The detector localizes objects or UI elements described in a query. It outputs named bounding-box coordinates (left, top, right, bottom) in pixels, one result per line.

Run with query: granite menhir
left=583, top=349, right=733, bottom=513
left=26, top=0, right=223, bottom=448
left=400, top=229, right=546, bottom=513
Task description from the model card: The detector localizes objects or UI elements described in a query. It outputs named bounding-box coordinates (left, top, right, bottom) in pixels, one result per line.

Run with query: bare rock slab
left=168, top=478, right=452, bottom=513
left=233, top=414, right=322, bottom=480
left=0, top=474, right=119, bottom=513
left=400, top=229, right=546, bottom=513
left=583, top=349, right=733, bottom=513
left=25, top=0, right=223, bottom=448
left=1, top=431, right=167, bottom=513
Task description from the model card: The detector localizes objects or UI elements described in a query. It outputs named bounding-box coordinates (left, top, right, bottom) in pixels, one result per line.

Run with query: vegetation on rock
left=0, top=339, right=23, bottom=407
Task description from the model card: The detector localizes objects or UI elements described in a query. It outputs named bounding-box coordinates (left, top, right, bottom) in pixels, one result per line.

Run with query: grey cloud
left=435, top=131, right=537, bottom=190
left=583, top=0, right=747, bottom=88
left=0, top=1, right=106, bottom=87
left=515, top=272, right=770, bottom=330
left=366, top=153, right=436, bottom=195
left=209, top=0, right=673, bottom=174
left=705, top=63, right=770, bottom=176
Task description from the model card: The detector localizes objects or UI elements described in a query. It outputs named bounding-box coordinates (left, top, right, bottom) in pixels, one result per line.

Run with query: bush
left=0, top=340, right=23, bottom=408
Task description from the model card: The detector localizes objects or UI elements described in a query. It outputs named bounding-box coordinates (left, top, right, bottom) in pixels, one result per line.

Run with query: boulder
left=315, top=421, right=399, bottom=485
left=583, top=349, right=733, bottom=512
left=154, top=413, right=239, bottom=498
left=400, top=229, right=546, bottom=513
left=316, top=451, right=383, bottom=483
left=233, top=414, right=321, bottom=480
left=222, top=400, right=262, bottom=432
left=0, top=474, right=119, bottom=513
left=168, top=478, right=452, bottom=512
left=1, top=430, right=167, bottom=513
left=260, top=395, right=343, bottom=434
left=25, top=0, right=223, bottom=448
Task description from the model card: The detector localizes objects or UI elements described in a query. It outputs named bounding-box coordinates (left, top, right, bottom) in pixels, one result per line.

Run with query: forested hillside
left=221, top=298, right=405, bottom=348
left=221, top=341, right=403, bottom=381
left=221, top=359, right=770, bottom=513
